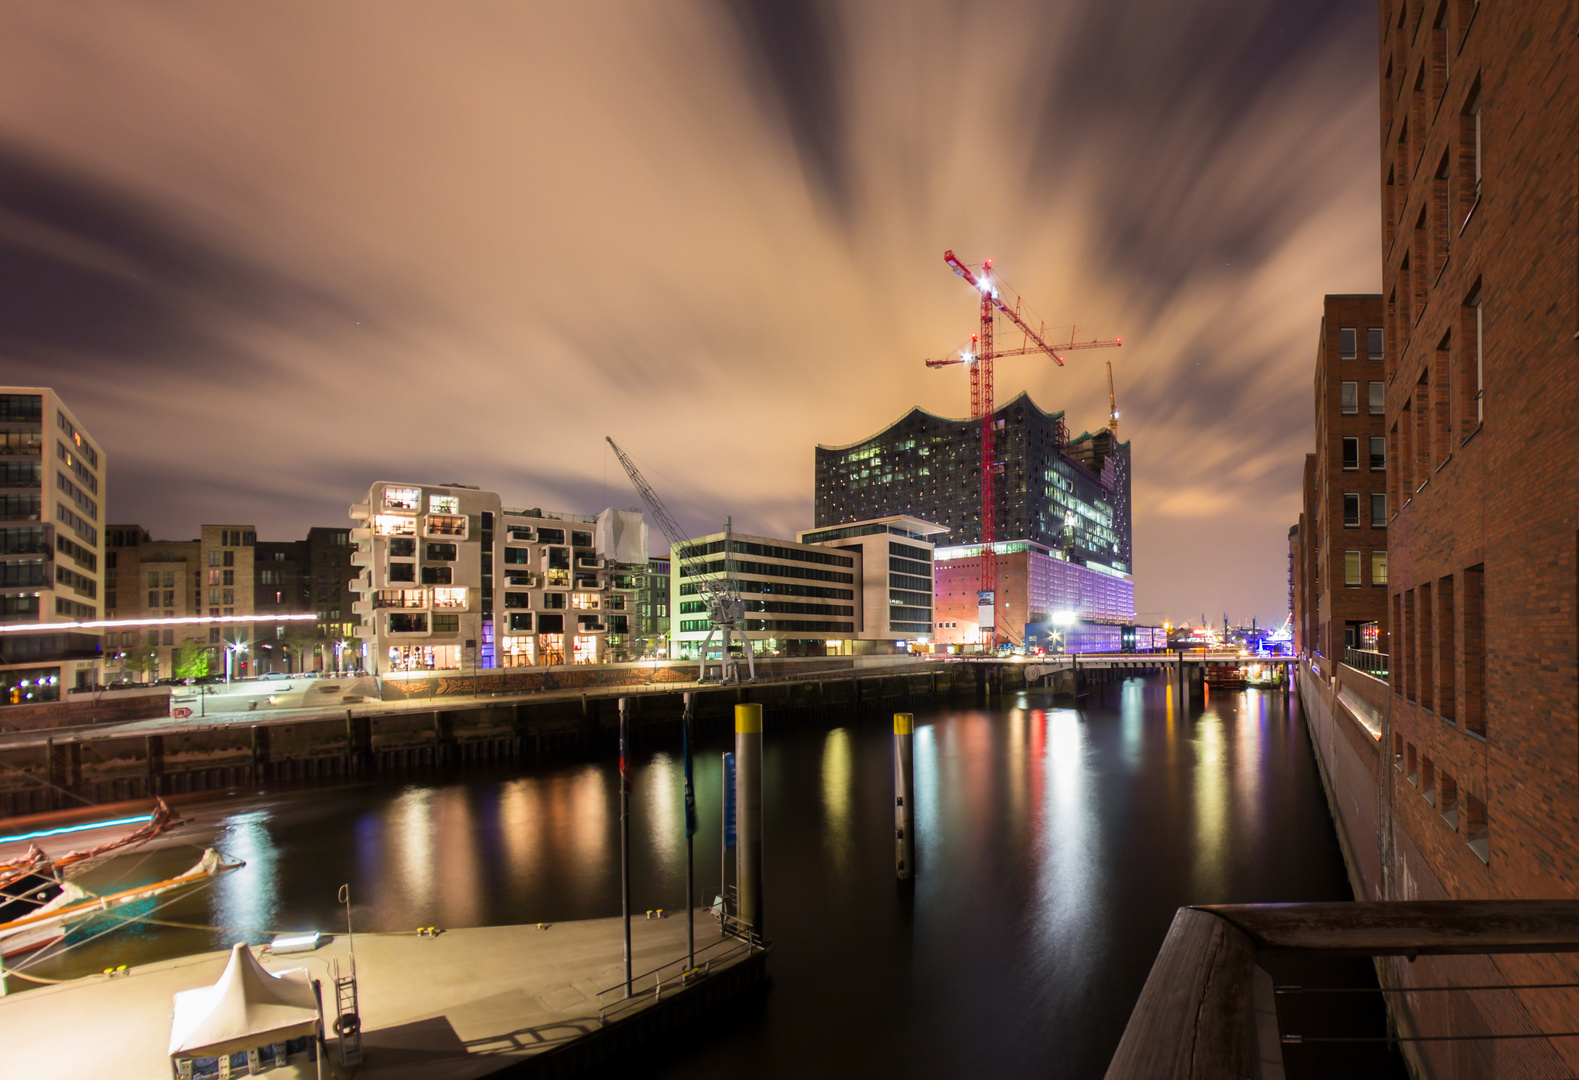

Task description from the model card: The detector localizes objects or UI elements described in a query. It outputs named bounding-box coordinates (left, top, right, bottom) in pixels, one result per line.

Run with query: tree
left=173, top=638, right=213, bottom=681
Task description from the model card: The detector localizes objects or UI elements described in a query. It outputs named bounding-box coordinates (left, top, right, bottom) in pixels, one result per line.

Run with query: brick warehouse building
left=1304, top=296, right=1390, bottom=662
left=1361, top=3, right=1576, bottom=1075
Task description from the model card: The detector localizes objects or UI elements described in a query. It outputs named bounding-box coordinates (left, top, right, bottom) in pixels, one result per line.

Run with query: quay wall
left=0, top=661, right=1033, bottom=819
left=1297, top=658, right=1568, bottom=1079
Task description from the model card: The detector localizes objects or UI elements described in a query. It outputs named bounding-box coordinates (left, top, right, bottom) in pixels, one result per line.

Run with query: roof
left=168, top=943, right=320, bottom=1059
left=815, top=391, right=1065, bottom=453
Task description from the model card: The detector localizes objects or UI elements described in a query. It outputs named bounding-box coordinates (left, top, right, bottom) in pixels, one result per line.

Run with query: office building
left=350, top=483, right=646, bottom=672
left=633, top=555, right=671, bottom=657
left=670, top=516, right=944, bottom=658
left=0, top=388, right=106, bottom=702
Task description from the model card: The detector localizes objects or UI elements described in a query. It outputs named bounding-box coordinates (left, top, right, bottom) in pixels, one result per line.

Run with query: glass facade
left=815, top=393, right=1131, bottom=574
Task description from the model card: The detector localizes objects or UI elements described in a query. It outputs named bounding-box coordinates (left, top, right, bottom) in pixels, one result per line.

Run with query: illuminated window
left=425, top=514, right=467, bottom=538
left=375, top=515, right=416, bottom=536
left=538, top=633, right=565, bottom=665
left=1344, top=551, right=1361, bottom=586
left=572, top=635, right=598, bottom=664
left=571, top=592, right=600, bottom=610
left=432, top=587, right=467, bottom=609
left=429, top=495, right=460, bottom=515
left=383, top=487, right=420, bottom=510
left=501, top=634, right=536, bottom=667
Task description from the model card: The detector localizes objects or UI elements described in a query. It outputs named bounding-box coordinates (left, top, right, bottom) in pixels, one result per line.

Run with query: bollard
left=735, top=703, right=763, bottom=937
left=894, top=713, right=915, bottom=881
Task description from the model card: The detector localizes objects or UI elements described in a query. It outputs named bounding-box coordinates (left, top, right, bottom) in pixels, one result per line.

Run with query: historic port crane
left=925, top=250, right=1120, bottom=647
left=605, top=437, right=755, bottom=685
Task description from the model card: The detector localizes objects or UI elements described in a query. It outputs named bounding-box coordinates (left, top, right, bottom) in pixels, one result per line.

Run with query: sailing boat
left=0, top=799, right=238, bottom=960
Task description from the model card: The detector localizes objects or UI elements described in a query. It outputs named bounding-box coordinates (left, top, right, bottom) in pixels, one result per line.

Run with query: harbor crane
left=925, top=250, right=1121, bottom=647
left=605, top=437, right=755, bottom=685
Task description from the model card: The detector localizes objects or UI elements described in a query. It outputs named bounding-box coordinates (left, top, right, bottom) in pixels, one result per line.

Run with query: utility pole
left=619, top=697, right=632, bottom=998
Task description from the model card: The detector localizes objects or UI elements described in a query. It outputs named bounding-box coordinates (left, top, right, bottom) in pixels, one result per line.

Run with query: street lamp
left=223, top=637, right=249, bottom=684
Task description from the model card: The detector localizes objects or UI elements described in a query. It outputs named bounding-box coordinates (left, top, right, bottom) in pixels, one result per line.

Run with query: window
left=537, top=527, right=565, bottom=545
left=208, top=588, right=221, bottom=604
left=1339, top=328, right=1357, bottom=360
left=503, top=547, right=532, bottom=565
left=431, top=613, right=460, bottom=633
left=162, top=590, right=175, bottom=606
left=432, top=587, right=467, bottom=609
left=428, top=495, right=459, bottom=515
left=571, top=592, right=600, bottom=610
left=373, top=589, right=425, bottom=609
left=420, top=565, right=453, bottom=585
left=1368, top=382, right=1385, bottom=415
left=1418, top=581, right=1434, bottom=712
left=1464, top=793, right=1489, bottom=864
left=1341, top=437, right=1359, bottom=470
left=388, top=613, right=427, bottom=633
left=388, top=563, right=416, bottom=583
left=1438, top=574, right=1456, bottom=721
left=538, top=613, right=564, bottom=634
left=383, top=487, right=420, bottom=510
left=1366, top=492, right=1385, bottom=526
left=223, top=550, right=234, bottom=568
left=209, top=628, right=221, bottom=644
left=1370, top=435, right=1387, bottom=470
left=1463, top=563, right=1485, bottom=735
left=1466, top=92, right=1482, bottom=207
left=571, top=531, right=592, bottom=548
left=425, top=514, right=467, bottom=538
left=508, top=613, right=533, bottom=633
left=1371, top=551, right=1389, bottom=586
left=1344, top=551, right=1361, bottom=587
left=222, top=589, right=234, bottom=605
left=1341, top=381, right=1359, bottom=414
left=572, top=635, right=598, bottom=664
left=501, top=632, right=535, bottom=664
left=163, top=629, right=174, bottom=646
left=425, top=542, right=457, bottom=561
left=503, top=592, right=532, bottom=609
left=208, top=569, right=221, bottom=586
left=389, top=537, right=416, bottom=558
left=1421, top=756, right=1436, bottom=805
left=1367, top=327, right=1384, bottom=360
left=1461, top=283, right=1484, bottom=434
left=541, top=592, right=566, bottom=610
left=222, top=569, right=234, bottom=586
left=1439, top=774, right=1458, bottom=830
left=1343, top=494, right=1361, bottom=527
left=208, top=550, right=222, bottom=567
left=374, top=515, right=416, bottom=536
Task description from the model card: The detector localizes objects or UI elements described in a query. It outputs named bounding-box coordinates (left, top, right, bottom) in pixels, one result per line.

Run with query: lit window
left=571, top=592, right=601, bottom=610
left=1371, top=550, right=1388, bottom=585
left=425, top=514, right=467, bottom=538
left=1344, top=551, right=1362, bottom=586
left=383, top=487, right=420, bottom=511
left=374, top=515, right=416, bottom=536
left=432, top=587, right=468, bottom=609
left=429, top=495, right=460, bottom=515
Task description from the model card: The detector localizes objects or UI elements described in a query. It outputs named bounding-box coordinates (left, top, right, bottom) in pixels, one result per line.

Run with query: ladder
left=331, top=957, right=363, bottom=1067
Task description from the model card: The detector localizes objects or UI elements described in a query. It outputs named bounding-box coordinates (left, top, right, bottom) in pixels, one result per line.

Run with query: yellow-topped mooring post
left=894, top=712, right=915, bottom=881
left=735, top=703, right=764, bottom=936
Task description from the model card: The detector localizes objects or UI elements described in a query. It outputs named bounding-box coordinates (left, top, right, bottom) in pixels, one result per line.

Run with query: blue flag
left=682, top=713, right=698, bottom=838
left=722, top=752, right=736, bottom=850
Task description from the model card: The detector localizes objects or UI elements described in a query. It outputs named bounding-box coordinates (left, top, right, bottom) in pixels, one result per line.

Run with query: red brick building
left=1372, top=1, right=1579, bottom=1073
left=1308, top=295, right=1390, bottom=662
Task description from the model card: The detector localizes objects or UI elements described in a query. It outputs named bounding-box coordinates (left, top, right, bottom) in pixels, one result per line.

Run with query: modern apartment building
left=103, top=524, right=257, bottom=680
left=350, top=483, right=646, bottom=672
left=815, top=392, right=1134, bottom=648
left=1310, top=296, right=1389, bottom=660
left=633, top=555, right=671, bottom=657
left=0, top=388, right=106, bottom=701
left=670, top=516, right=943, bottom=658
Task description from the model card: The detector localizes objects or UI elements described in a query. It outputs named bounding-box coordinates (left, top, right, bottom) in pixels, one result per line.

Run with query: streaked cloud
left=0, top=0, right=1379, bottom=623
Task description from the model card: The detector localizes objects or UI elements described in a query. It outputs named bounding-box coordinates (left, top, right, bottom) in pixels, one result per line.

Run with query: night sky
left=0, top=0, right=1380, bottom=626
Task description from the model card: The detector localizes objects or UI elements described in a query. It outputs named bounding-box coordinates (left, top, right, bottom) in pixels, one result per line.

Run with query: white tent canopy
left=169, top=943, right=321, bottom=1060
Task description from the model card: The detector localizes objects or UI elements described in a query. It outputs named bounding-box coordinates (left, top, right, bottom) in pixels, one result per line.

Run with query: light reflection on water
left=13, top=676, right=1369, bottom=1078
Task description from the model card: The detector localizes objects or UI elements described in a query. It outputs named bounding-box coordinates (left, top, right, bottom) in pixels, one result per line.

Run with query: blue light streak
left=0, top=813, right=154, bottom=845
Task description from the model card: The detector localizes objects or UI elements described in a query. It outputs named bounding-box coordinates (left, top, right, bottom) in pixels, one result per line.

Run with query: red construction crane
left=926, top=250, right=1121, bottom=648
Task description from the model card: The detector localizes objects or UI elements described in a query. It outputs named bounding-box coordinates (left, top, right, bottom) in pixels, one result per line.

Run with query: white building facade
left=350, top=482, right=646, bottom=673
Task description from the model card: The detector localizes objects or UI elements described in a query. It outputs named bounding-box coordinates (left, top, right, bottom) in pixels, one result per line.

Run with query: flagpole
left=683, top=692, right=696, bottom=971
left=619, top=696, right=632, bottom=999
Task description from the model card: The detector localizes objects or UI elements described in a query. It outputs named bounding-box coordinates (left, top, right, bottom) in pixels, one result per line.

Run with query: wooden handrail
left=1107, top=901, right=1579, bottom=1079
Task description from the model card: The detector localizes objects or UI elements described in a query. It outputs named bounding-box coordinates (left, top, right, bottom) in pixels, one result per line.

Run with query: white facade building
left=670, top=515, right=945, bottom=658
left=350, top=482, right=646, bottom=672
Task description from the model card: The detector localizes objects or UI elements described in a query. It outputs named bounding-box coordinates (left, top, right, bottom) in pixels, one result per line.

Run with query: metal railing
left=1105, top=900, right=1579, bottom=1079
left=1344, top=648, right=1389, bottom=677
left=595, top=931, right=763, bottom=1025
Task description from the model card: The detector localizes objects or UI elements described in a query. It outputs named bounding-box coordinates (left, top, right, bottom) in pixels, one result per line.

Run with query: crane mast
left=929, top=250, right=1122, bottom=650
left=1107, top=360, right=1119, bottom=435
left=605, top=437, right=754, bottom=684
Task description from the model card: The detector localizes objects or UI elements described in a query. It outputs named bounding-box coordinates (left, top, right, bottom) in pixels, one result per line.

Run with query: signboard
left=722, top=752, right=736, bottom=850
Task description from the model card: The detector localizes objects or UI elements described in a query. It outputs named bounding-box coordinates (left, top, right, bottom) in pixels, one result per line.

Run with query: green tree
left=173, top=638, right=213, bottom=681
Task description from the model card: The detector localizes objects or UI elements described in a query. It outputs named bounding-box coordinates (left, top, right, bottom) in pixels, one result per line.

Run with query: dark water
left=16, top=676, right=1402, bottom=1078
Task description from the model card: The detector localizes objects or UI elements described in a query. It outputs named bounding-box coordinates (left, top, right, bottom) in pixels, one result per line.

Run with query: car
left=258, top=672, right=292, bottom=681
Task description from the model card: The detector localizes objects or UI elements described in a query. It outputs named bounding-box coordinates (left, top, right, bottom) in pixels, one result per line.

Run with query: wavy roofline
left=815, top=390, right=1065, bottom=453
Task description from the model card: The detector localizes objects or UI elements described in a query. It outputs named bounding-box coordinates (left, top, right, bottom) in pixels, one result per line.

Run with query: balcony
left=1343, top=647, right=1388, bottom=678
left=575, top=576, right=606, bottom=592
left=576, top=555, right=606, bottom=570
